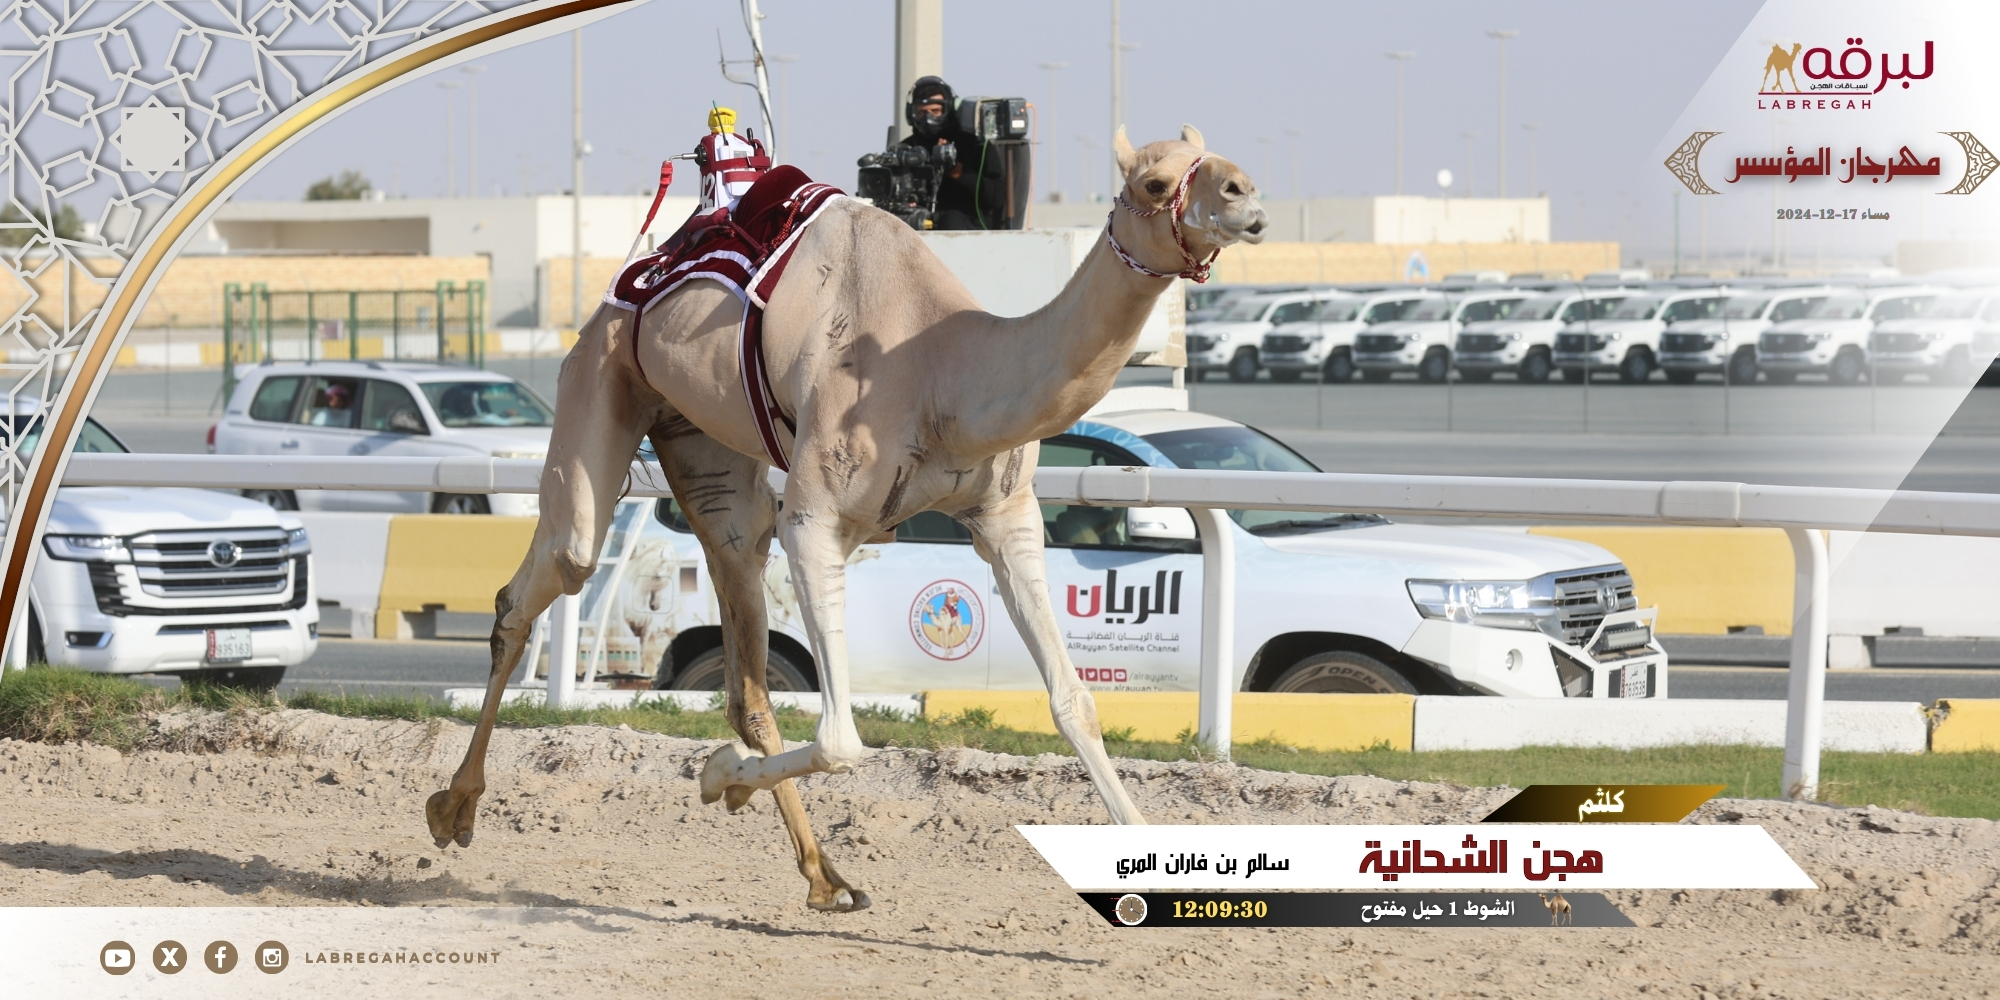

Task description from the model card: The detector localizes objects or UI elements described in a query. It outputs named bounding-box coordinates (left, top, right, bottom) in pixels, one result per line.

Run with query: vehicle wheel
left=1360, top=368, right=1393, bottom=383
left=660, top=643, right=814, bottom=691
left=1322, top=349, right=1355, bottom=383
left=1416, top=348, right=1451, bottom=383
left=1727, top=346, right=1760, bottom=384
left=1764, top=369, right=1798, bottom=385
left=1270, top=368, right=1302, bottom=383
left=431, top=493, right=492, bottom=515
left=1226, top=349, right=1260, bottom=382
left=1941, top=347, right=1974, bottom=386
left=194, top=665, right=286, bottom=692
left=26, top=610, right=45, bottom=665
left=1269, top=650, right=1418, bottom=695
left=1517, top=351, right=1553, bottom=383
left=1189, top=367, right=1208, bottom=383
left=1458, top=369, right=1493, bottom=383
left=242, top=489, right=298, bottom=511
left=1828, top=349, right=1866, bottom=385
left=1664, top=370, right=1698, bottom=385
left=1617, top=350, right=1653, bottom=384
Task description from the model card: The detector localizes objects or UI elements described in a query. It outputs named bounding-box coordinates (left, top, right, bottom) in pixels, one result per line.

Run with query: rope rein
left=1104, top=154, right=1220, bottom=283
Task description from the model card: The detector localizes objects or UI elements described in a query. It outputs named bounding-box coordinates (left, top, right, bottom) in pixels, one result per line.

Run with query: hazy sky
left=232, top=0, right=1767, bottom=262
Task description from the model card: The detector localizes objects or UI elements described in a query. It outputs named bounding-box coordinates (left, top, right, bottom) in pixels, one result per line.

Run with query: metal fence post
left=435, top=280, right=449, bottom=362
left=391, top=290, right=401, bottom=359
left=221, top=283, right=238, bottom=401
left=348, top=291, right=359, bottom=360
left=1194, top=507, right=1236, bottom=760
left=1782, top=527, right=1829, bottom=800
left=304, top=291, right=315, bottom=363
left=470, top=279, right=487, bottom=367
left=258, top=283, right=272, bottom=362
left=549, top=591, right=579, bottom=709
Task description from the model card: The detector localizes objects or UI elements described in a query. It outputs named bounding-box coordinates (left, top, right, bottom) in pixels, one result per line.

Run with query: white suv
left=1454, top=289, right=1632, bottom=383
left=1260, top=290, right=1435, bottom=382
left=212, top=362, right=553, bottom=515
left=1757, top=287, right=1945, bottom=384
left=1658, top=287, right=1835, bottom=384
left=15, top=406, right=317, bottom=689
left=1186, top=289, right=1341, bottom=382
left=1554, top=288, right=1730, bottom=383
left=1353, top=290, right=1529, bottom=382
left=1867, top=287, right=2000, bottom=385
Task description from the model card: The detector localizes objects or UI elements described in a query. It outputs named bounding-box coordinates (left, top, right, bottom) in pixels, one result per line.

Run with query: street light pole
left=1039, top=61, right=1066, bottom=202
left=1109, top=0, right=1120, bottom=196
left=572, top=28, right=585, bottom=329
left=773, top=54, right=798, bottom=162
left=1486, top=29, right=1517, bottom=197
left=460, top=65, right=487, bottom=197
left=1385, top=51, right=1413, bottom=196
left=437, top=80, right=460, bottom=197
left=1460, top=131, right=1478, bottom=198
left=1521, top=123, right=1540, bottom=195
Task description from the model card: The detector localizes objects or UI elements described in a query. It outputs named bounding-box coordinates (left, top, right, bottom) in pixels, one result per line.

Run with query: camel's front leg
left=965, top=493, right=1146, bottom=825
left=698, top=512, right=867, bottom=797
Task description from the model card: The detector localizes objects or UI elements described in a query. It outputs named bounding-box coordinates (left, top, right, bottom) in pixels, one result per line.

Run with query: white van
left=569, top=390, right=1667, bottom=700
left=13, top=406, right=317, bottom=689
left=212, top=361, right=553, bottom=515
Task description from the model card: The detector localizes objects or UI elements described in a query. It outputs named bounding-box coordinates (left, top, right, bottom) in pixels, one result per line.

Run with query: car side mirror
left=1128, top=506, right=1197, bottom=541
left=389, top=409, right=427, bottom=434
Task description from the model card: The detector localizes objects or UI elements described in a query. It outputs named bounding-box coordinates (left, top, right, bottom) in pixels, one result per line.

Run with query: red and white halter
left=1104, top=153, right=1219, bottom=283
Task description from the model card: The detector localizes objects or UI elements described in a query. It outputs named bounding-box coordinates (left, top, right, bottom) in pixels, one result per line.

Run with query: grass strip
left=4, top=666, right=1997, bottom=818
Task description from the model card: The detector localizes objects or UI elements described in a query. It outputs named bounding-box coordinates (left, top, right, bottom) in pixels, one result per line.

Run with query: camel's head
left=1111, top=125, right=1266, bottom=273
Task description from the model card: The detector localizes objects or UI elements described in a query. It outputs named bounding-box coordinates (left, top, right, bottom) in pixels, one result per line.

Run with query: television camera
left=857, top=95, right=1033, bottom=231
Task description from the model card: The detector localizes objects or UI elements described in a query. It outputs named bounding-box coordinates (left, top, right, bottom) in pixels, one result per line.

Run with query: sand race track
left=1, top=709, right=1997, bottom=998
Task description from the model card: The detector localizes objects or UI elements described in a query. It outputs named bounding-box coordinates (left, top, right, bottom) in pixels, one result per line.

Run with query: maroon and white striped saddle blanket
left=605, top=165, right=846, bottom=471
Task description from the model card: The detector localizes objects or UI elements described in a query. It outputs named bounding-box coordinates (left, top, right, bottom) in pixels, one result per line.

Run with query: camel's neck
left=936, top=225, right=1173, bottom=454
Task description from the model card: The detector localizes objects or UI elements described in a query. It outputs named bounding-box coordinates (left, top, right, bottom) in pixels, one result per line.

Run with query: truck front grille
left=1262, top=334, right=1310, bottom=354
left=1457, top=333, right=1505, bottom=353
left=1660, top=332, right=1715, bottom=353
left=1354, top=333, right=1404, bottom=353
left=130, top=528, right=292, bottom=598
left=1552, top=565, right=1636, bottom=646
left=1186, top=333, right=1215, bottom=354
left=1760, top=332, right=1813, bottom=353
left=1869, top=332, right=1928, bottom=354
left=89, top=556, right=309, bottom=617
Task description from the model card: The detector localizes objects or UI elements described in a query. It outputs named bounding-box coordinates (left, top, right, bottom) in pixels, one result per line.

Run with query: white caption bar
left=1016, top=824, right=1814, bottom=890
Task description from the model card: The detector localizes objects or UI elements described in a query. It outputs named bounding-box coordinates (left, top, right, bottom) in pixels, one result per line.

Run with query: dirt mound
left=2, top=709, right=1996, bottom=996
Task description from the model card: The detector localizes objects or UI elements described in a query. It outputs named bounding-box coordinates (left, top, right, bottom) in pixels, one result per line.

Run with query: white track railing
left=64, top=453, right=2000, bottom=799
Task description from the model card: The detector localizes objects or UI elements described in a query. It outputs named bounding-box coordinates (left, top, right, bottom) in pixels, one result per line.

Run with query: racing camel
left=425, top=126, right=1267, bottom=912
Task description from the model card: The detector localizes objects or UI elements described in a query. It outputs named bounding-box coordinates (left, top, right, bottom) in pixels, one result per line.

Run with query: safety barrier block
left=1412, top=696, right=1928, bottom=753
left=1931, top=699, right=2000, bottom=752
left=1530, top=526, right=1794, bottom=636
left=375, top=514, right=537, bottom=639
left=920, top=690, right=1414, bottom=752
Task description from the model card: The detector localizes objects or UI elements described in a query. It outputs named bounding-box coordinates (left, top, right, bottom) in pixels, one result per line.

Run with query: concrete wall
left=1032, top=195, right=1551, bottom=244
left=1208, top=240, right=1621, bottom=285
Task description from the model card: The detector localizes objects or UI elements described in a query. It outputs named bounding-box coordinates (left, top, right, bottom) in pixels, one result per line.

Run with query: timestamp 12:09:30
left=1173, top=899, right=1271, bottom=919
left=1776, top=208, right=1884, bottom=220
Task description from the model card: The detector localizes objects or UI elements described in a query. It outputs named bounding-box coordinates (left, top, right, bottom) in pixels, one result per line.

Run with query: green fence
left=221, top=282, right=486, bottom=400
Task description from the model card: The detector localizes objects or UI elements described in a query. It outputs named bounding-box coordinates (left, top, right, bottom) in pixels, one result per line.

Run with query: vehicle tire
left=1269, top=650, right=1418, bottom=695
left=1322, top=349, right=1355, bottom=383
left=1226, top=349, right=1260, bottom=383
left=195, top=665, right=286, bottom=692
left=1727, top=346, right=1760, bottom=385
left=1458, top=369, right=1493, bottom=383
left=1617, top=350, right=1653, bottom=384
left=1941, top=347, right=1974, bottom=386
left=242, top=489, right=298, bottom=511
left=1764, top=369, right=1798, bottom=385
left=26, top=610, right=45, bottom=665
left=1360, top=368, right=1393, bottom=383
left=1416, top=348, right=1451, bottom=383
left=1189, top=367, right=1208, bottom=383
left=1828, top=349, right=1866, bottom=385
left=431, top=493, right=492, bottom=515
left=1560, top=368, right=1587, bottom=384
left=1517, top=351, right=1553, bottom=383
left=660, top=643, right=814, bottom=692
left=1664, top=370, right=1698, bottom=385
left=1270, top=368, right=1302, bottom=383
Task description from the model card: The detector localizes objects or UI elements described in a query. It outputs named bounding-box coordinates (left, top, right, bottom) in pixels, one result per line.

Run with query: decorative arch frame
left=0, top=0, right=645, bottom=648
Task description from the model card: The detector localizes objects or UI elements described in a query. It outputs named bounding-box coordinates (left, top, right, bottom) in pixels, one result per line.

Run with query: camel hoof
left=807, top=887, right=872, bottom=913
left=425, top=787, right=480, bottom=850
left=432, top=836, right=450, bottom=849
left=454, top=831, right=473, bottom=848
left=699, top=742, right=758, bottom=808
left=722, top=783, right=755, bottom=813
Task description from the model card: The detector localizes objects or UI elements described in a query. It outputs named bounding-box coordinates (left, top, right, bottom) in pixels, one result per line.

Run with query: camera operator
left=900, top=76, right=1010, bottom=230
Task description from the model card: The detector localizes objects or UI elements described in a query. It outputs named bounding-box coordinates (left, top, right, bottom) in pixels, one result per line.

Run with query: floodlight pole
left=1487, top=29, right=1517, bottom=197
left=1386, top=52, right=1413, bottom=196
left=461, top=65, right=487, bottom=197
left=572, top=29, right=584, bottom=329
left=1040, top=61, right=1066, bottom=202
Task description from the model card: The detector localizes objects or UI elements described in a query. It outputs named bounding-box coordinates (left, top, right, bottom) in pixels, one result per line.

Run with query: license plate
left=206, top=628, right=253, bottom=663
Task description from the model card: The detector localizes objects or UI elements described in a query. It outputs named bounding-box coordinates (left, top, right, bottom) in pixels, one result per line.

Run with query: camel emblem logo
left=910, top=580, right=984, bottom=660
left=1761, top=43, right=1802, bottom=93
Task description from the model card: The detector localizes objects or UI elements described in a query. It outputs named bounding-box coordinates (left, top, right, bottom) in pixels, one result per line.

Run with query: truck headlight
left=1505, top=332, right=1522, bottom=342
left=285, top=526, right=311, bottom=557
left=44, top=534, right=131, bottom=562
left=1406, top=579, right=1549, bottom=631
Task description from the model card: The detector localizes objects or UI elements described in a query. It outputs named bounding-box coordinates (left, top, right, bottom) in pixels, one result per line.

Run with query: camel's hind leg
left=963, top=490, right=1146, bottom=825
left=426, top=308, right=656, bottom=848
left=653, top=425, right=869, bottom=912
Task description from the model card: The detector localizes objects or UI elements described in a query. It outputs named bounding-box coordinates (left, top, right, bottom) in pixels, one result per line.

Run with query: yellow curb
left=1931, top=698, right=2000, bottom=752
left=921, top=689, right=1414, bottom=752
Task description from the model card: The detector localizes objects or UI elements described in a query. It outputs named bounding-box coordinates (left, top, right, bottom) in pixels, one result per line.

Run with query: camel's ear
left=1113, top=126, right=1138, bottom=177
left=1180, top=124, right=1205, bottom=151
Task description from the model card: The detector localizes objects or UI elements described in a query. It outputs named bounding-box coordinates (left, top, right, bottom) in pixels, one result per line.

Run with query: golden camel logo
left=1760, top=37, right=1933, bottom=95
left=910, top=580, right=983, bottom=660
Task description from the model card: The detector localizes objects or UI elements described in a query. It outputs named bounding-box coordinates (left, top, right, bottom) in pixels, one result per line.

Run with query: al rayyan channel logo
left=910, top=580, right=984, bottom=660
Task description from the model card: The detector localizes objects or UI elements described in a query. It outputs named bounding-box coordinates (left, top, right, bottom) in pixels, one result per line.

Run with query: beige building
left=1029, top=194, right=1552, bottom=244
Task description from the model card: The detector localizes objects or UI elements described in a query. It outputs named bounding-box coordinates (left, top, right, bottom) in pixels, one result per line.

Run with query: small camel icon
left=1762, top=43, right=1802, bottom=92
left=1540, top=891, right=1573, bottom=926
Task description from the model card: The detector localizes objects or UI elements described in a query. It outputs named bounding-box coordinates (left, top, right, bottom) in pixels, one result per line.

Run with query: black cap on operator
left=905, top=76, right=954, bottom=138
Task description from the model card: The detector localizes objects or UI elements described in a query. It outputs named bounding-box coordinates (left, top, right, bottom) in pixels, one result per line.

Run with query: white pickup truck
left=566, top=389, right=1666, bottom=700
left=11, top=406, right=317, bottom=689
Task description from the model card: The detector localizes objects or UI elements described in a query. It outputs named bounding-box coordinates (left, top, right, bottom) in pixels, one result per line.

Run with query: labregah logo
left=1759, top=37, right=1932, bottom=96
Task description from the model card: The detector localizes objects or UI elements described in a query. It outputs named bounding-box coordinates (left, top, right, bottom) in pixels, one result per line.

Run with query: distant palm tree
left=306, top=170, right=373, bottom=200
